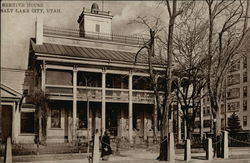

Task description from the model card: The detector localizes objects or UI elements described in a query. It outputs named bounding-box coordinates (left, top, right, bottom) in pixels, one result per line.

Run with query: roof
left=30, top=39, right=164, bottom=65
left=0, top=83, right=22, bottom=99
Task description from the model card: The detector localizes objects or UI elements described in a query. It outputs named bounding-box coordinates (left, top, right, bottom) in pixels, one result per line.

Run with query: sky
left=1, top=1, right=167, bottom=91
left=1, top=1, right=248, bottom=92
left=1, top=1, right=167, bottom=69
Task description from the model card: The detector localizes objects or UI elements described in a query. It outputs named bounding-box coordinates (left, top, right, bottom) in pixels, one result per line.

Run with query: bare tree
left=205, top=0, right=249, bottom=157
left=132, top=0, right=194, bottom=161
left=172, top=4, right=208, bottom=139
left=130, top=15, right=165, bottom=144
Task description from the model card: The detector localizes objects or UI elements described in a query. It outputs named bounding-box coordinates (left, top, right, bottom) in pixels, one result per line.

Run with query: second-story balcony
left=44, top=70, right=161, bottom=104
left=45, top=85, right=156, bottom=104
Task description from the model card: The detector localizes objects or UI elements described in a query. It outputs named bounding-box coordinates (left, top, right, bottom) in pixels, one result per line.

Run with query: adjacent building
left=193, top=30, right=250, bottom=136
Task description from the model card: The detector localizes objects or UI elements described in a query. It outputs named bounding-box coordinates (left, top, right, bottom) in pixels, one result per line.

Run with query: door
left=1, top=105, right=12, bottom=142
left=106, top=107, right=118, bottom=136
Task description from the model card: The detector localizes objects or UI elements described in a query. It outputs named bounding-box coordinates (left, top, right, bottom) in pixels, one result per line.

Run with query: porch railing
left=45, top=85, right=73, bottom=96
left=106, top=88, right=129, bottom=102
left=45, top=85, right=159, bottom=104
left=132, top=90, right=154, bottom=104
left=77, top=87, right=102, bottom=100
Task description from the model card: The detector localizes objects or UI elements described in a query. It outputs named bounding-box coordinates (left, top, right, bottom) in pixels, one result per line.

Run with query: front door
left=1, top=105, right=12, bottom=142
left=106, top=107, right=118, bottom=136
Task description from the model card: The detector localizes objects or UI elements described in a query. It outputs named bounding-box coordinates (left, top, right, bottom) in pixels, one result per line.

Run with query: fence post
left=92, top=132, right=100, bottom=163
left=133, top=136, right=136, bottom=149
left=116, top=136, right=120, bottom=154
left=146, top=136, right=149, bottom=148
left=223, top=131, right=228, bottom=159
left=4, top=137, right=12, bottom=163
left=184, top=139, right=191, bottom=161
left=206, top=138, right=213, bottom=161
left=168, top=132, right=175, bottom=162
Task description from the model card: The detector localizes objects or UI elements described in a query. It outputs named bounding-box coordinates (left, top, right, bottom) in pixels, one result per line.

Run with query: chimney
left=35, top=16, right=43, bottom=45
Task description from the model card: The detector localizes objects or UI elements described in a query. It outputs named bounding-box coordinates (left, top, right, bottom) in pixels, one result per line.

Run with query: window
left=243, top=56, right=247, bottom=69
left=229, top=60, right=240, bottom=72
left=46, top=70, right=73, bottom=85
left=133, top=109, right=141, bottom=130
left=23, top=89, right=29, bottom=96
left=243, top=86, right=247, bottom=97
left=227, top=74, right=240, bottom=86
left=95, top=24, right=100, bottom=32
left=227, top=102, right=240, bottom=112
left=243, top=116, right=247, bottom=126
left=78, top=108, right=88, bottom=129
left=243, top=100, right=247, bottom=111
left=194, top=121, right=200, bottom=128
left=221, top=104, right=225, bottom=114
left=51, top=108, right=61, bottom=128
left=204, top=120, right=211, bottom=128
left=133, top=76, right=152, bottom=90
left=21, top=112, right=35, bottom=133
left=243, top=72, right=247, bottom=82
left=77, top=71, right=101, bottom=87
left=227, top=88, right=240, bottom=99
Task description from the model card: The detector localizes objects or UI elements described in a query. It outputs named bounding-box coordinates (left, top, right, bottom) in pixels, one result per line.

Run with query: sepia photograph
left=0, top=0, right=250, bottom=162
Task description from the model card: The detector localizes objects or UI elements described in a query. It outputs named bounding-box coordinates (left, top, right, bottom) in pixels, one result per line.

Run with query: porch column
left=41, top=61, right=46, bottom=91
left=102, top=70, right=106, bottom=135
left=73, top=67, right=77, bottom=141
left=12, top=102, right=16, bottom=143
left=143, top=108, right=147, bottom=140
left=128, top=71, right=133, bottom=143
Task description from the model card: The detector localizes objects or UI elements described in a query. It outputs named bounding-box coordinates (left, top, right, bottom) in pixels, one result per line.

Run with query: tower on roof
left=77, top=3, right=113, bottom=37
left=91, top=3, right=99, bottom=13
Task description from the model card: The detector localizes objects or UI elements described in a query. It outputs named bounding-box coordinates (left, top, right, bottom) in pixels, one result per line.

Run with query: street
left=13, top=147, right=250, bottom=163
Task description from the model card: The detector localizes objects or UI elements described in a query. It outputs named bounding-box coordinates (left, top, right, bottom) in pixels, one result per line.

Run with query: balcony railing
left=43, top=26, right=147, bottom=45
left=106, top=88, right=129, bottom=102
left=45, top=85, right=160, bottom=104
left=132, top=90, right=154, bottom=104
left=77, top=87, right=102, bottom=101
left=82, top=8, right=111, bottom=16
left=45, top=85, right=73, bottom=96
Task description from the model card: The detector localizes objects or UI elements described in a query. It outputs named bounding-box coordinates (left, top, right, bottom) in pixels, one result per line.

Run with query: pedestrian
left=101, top=131, right=112, bottom=161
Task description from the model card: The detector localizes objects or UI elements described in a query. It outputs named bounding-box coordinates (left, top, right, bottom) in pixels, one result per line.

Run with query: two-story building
left=17, top=3, right=166, bottom=144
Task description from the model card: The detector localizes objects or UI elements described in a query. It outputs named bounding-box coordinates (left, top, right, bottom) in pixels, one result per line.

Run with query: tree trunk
left=214, top=103, right=222, bottom=158
left=153, top=98, right=158, bottom=143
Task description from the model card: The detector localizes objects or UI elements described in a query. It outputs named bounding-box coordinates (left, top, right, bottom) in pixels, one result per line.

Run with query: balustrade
left=45, top=85, right=158, bottom=104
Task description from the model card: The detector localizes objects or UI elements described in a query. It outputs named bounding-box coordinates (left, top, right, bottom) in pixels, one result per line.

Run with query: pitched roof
left=30, top=39, right=164, bottom=65
left=0, top=83, right=22, bottom=99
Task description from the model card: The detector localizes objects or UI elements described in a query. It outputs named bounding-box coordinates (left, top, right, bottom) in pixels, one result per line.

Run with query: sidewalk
left=12, top=147, right=250, bottom=163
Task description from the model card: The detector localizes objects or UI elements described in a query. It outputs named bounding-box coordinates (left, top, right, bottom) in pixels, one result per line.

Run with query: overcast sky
left=1, top=1, right=168, bottom=91
left=1, top=1, right=167, bottom=69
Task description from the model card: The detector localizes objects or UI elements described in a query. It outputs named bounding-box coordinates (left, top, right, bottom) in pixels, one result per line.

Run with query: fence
left=228, top=133, right=250, bottom=147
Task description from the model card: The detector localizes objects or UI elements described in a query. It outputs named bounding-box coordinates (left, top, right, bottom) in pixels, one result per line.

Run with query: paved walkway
left=13, top=147, right=250, bottom=163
